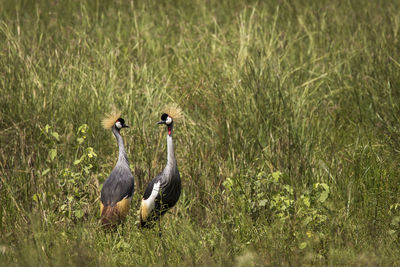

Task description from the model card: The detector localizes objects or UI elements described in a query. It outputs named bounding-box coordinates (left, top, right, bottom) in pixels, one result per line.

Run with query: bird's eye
left=115, top=121, right=122, bottom=129
left=165, top=117, right=172, bottom=125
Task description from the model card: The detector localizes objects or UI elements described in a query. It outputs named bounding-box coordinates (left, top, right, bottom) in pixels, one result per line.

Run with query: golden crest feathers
left=102, top=109, right=121, bottom=129
left=164, top=104, right=183, bottom=122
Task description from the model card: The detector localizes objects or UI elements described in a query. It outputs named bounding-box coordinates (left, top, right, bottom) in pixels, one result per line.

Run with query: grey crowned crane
left=140, top=105, right=182, bottom=228
left=100, top=110, right=134, bottom=227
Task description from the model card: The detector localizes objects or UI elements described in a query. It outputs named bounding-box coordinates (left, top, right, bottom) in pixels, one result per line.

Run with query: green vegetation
left=1, top=0, right=400, bottom=265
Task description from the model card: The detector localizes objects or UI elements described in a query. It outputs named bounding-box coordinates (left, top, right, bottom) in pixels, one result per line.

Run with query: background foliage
left=1, top=0, right=400, bottom=265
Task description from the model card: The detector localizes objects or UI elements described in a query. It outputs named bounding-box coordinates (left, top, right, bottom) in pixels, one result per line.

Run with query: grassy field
left=1, top=0, right=400, bottom=265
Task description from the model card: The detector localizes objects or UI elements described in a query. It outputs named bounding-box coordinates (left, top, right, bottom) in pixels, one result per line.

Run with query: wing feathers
left=101, top=167, right=134, bottom=206
left=140, top=181, right=160, bottom=223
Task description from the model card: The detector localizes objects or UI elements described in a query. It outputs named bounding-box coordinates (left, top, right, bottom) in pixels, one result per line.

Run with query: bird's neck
left=112, top=126, right=128, bottom=164
left=166, top=125, right=176, bottom=168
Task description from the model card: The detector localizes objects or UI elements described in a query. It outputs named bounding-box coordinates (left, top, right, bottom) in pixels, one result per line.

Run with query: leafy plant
left=57, top=124, right=98, bottom=223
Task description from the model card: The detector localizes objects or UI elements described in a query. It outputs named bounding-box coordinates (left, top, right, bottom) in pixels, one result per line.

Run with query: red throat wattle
left=168, top=126, right=171, bottom=136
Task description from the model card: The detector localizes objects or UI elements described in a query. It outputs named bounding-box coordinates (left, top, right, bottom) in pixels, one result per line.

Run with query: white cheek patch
left=115, top=121, right=122, bottom=129
left=165, top=117, right=172, bottom=125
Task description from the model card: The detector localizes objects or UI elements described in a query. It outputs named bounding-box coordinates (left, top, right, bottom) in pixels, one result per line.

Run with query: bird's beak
left=123, top=125, right=129, bottom=128
left=157, top=121, right=165, bottom=125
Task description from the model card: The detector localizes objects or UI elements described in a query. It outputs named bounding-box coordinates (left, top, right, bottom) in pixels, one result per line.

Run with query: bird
left=100, top=110, right=134, bottom=227
left=140, top=105, right=182, bottom=228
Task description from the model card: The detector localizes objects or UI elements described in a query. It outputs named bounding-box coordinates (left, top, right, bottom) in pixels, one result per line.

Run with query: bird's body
left=100, top=112, right=134, bottom=227
left=140, top=107, right=182, bottom=228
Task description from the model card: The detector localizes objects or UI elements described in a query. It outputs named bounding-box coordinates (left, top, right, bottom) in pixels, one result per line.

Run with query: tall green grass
left=1, top=0, right=400, bottom=265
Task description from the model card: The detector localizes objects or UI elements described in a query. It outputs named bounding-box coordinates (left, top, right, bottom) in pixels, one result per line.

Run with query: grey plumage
left=140, top=113, right=181, bottom=227
left=142, top=158, right=181, bottom=215
left=100, top=117, right=134, bottom=226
